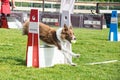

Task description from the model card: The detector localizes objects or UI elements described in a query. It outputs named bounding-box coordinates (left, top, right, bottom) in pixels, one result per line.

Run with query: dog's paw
left=71, top=63, right=77, bottom=66
left=74, top=54, right=80, bottom=58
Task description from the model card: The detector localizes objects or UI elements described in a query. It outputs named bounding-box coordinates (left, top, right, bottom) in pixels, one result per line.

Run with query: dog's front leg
left=61, top=49, right=76, bottom=66
left=61, top=46, right=80, bottom=66
left=62, top=47, right=80, bottom=58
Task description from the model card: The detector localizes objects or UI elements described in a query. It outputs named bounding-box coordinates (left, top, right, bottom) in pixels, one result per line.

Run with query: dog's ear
left=64, top=24, right=68, bottom=31
left=69, top=26, right=73, bottom=29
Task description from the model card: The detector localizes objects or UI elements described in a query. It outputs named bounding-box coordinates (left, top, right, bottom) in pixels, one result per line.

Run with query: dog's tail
left=22, top=19, right=29, bottom=35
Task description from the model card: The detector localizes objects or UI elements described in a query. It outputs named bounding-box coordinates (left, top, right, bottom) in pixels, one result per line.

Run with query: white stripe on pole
left=27, top=47, right=33, bottom=67
left=110, top=32, right=114, bottom=41
left=118, top=32, right=120, bottom=41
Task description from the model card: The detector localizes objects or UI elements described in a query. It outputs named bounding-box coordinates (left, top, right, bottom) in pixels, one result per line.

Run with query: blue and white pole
left=109, top=11, right=118, bottom=41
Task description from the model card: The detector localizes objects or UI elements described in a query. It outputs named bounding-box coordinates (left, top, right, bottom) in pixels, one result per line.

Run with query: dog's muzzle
left=71, top=36, right=76, bottom=43
left=71, top=37, right=76, bottom=43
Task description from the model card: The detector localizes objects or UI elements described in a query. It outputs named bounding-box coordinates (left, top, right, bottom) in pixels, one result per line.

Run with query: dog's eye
left=69, top=32, right=72, bottom=35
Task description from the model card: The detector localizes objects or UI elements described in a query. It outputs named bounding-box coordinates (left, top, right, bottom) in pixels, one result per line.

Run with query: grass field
left=0, top=28, right=120, bottom=80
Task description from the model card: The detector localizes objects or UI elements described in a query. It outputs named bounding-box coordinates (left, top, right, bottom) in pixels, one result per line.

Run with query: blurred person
left=0, top=0, right=16, bottom=28
left=1, top=0, right=16, bottom=16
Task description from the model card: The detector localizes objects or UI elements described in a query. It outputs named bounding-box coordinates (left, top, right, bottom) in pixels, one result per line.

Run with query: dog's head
left=60, top=24, right=76, bottom=43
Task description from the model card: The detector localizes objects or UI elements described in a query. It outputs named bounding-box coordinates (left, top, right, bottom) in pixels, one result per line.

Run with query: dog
left=23, top=20, right=80, bottom=66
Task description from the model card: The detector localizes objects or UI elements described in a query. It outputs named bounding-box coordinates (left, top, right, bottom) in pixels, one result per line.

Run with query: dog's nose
left=74, top=38, right=76, bottom=40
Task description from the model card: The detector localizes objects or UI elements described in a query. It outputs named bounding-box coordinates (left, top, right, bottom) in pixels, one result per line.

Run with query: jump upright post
left=60, top=0, right=75, bottom=27
left=26, top=9, right=40, bottom=68
left=109, top=10, right=120, bottom=41
left=60, top=0, right=75, bottom=64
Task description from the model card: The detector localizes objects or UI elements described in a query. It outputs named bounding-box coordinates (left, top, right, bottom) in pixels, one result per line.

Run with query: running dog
left=23, top=20, right=80, bottom=66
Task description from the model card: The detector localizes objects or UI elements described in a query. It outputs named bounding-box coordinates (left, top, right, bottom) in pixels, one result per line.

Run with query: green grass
left=0, top=28, right=120, bottom=80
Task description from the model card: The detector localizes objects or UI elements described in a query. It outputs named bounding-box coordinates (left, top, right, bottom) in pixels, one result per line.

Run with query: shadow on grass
left=0, top=56, right=26, bottom=66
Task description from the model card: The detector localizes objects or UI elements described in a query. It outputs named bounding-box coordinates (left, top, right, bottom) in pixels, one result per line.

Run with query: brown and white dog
left=23, top=20, right=80, bottom=66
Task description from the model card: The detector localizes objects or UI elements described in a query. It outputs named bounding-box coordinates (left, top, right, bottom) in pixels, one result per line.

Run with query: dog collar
left=53, top=31, right=60, bottom=43
left=56, top=28, right=63, bottom=42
